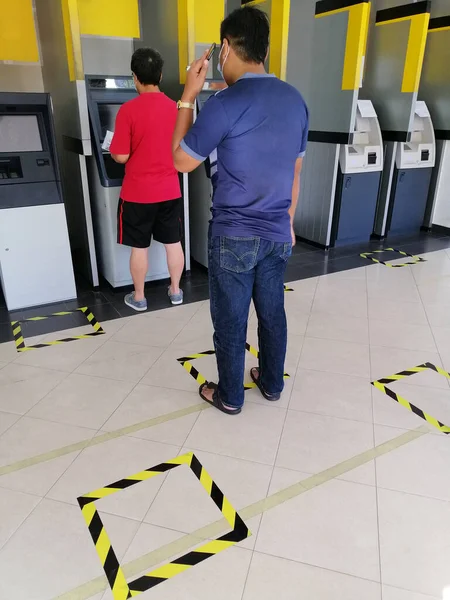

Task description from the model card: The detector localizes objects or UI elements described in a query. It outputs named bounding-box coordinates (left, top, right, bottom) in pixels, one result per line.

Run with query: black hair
left=220, top=6, right=270, bottom=64
left=131, top=48, right=164, bottom=86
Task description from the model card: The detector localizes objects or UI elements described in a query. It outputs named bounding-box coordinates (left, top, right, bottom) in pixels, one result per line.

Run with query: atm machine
left=383, top=102, right=435, bottom=237
left=85, top=75, right=189, bottom=288
left=188, top=83, right=225, bottom=268
left=0, top=92, right=76, bottom=310
left=330, top=100, right=383, bottom=246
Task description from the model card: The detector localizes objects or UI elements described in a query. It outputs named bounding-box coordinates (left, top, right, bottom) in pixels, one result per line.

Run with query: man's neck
left=139, top=84, right=160, bottom=94
left=230, top=63, right=267, bottom=85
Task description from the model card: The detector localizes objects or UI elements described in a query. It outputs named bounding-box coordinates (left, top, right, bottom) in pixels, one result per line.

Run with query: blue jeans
left=208, top=233, right=292, bottom=408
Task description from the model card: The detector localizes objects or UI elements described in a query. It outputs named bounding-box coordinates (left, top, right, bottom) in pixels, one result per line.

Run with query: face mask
left=217, top=44, right=230, bottom=79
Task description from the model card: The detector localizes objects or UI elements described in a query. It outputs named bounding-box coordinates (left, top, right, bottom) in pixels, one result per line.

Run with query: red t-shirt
left=110, top=92, right=181, bottom=203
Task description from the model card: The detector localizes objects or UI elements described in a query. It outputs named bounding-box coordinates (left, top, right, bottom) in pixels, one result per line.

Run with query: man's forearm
left=172, top=97, right=195, bottom=153
left=289, top=174, right=300, bottom=224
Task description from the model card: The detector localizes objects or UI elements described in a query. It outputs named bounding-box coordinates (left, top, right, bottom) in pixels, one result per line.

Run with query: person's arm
left=173, top=51, right=229, bottom=173
left=110, top=105, right=131, bottom=164
left=290, top=109, right=309, bottom=244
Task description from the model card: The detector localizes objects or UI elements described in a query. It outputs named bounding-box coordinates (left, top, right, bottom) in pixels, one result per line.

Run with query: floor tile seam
left=383, top=582, right=439, bottom=600
left=0, top=403, right=210, bottom=477
left=373, top=482, right=450, bottom=506
left=0, top=495, right=45, bottom=556
left=284, top=401, right=376, bottom=427
left=415, top=269, right=450, bottom=390
left=53, top=426, right=427, bottom=600
left=249, top=549, right=382, bottom=586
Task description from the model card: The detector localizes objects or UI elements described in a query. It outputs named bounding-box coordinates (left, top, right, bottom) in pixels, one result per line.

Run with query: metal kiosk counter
left=0, top=92, right=76, bottom=310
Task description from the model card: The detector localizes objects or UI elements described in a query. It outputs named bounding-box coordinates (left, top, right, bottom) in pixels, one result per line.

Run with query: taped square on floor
left=360, top=247, right=426, bottom=267
left=78, top=452, right=250, bottom=598
left=11, top=306, right=105, bottom=352
left=372, top=363, right=450, bottom=434
left=177, top=342, right=290, bottom=390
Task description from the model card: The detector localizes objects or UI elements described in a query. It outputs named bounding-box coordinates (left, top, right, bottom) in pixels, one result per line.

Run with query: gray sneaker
left=168, top=287, right=183, bottom=305
left=124, top=292, right=147, bottom=312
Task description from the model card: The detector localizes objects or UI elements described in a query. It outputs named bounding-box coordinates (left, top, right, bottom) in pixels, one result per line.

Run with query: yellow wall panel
left=77, top=0, right=140, bottom=38
left=269, top=0, right=291, bottom=80
left=194, top=0, right=224, bottom=44
left=0, top=0, right=40, bottom=63
left=178, top=0, right=196, bottom=83
left=61, top=0, right=76, bottom=81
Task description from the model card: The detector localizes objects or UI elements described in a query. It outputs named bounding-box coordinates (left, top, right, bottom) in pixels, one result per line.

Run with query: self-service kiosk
left=0, top=93, right=76, bottom=310
left=330, top=100, right=383, bottom=246
left=188, top=87, right=218, bottom=269
left=85, top=75, right=189, bottom=288
left=384, top=101, right=435, bottom=237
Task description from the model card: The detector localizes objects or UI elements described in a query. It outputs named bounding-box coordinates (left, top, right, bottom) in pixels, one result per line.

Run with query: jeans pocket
left=220, top=236, right=260, bottom=273
left=281, top=242, right=293, bottom=261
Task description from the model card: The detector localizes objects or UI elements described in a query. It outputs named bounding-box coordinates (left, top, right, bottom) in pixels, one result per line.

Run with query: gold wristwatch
left=177, top=100, right=195, bottom=110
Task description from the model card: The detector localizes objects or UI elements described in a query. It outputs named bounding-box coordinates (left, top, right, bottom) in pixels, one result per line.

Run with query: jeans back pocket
left=220, top=236, right=260, bottom=273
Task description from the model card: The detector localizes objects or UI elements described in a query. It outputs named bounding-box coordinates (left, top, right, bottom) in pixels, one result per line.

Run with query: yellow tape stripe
left=315, top=2, right=371, bottom=90
left=376, top=12, right=430, bottom=93
left=429, top=26, right=450, bottom=32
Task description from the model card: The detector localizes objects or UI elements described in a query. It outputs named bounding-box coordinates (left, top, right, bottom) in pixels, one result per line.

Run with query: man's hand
left=182, top=51, right=210, bottom=104
left=291, top=224, right=297, bottom=247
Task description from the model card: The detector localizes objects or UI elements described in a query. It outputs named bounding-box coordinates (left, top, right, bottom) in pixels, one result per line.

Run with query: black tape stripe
left=219, top=515, right=249, bottom=542
left=189, top=454, right=203, bottom=481
left=428, top=15, right=450, bottom=30
left=103, top=546, right=121, bottom=584
left=129, top=575, right=167, bottom=592
left=315, top=0, right=369, bottom=16
left=88, top=510, right=104, bottom=544
left=383, top=386, right=399, bottom=402
left=376, top=1, right=430, bottom=23
left=189, top=365, right=202, bottom=380
left=146, top=462, right=179, bottom=473
left=78, top=496, right=97, bottom=508
left=105, top=479, right=138, bottom=490
left=210, top=481, right=225, bottom=511
left=172, top=551, right=214, bottom=566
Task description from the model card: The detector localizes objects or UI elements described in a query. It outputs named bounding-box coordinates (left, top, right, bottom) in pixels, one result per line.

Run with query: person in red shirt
left=110, top=47, right=184, bottom=311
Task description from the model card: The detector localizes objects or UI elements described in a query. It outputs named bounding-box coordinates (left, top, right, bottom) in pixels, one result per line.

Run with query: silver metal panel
left=135, top=0, right=183, bottom=101
left=34, top=0, right=99, bottom=286
left=420, top=21, right=450, bottom=134
left=81, top=37, right=135, bottom=76
left=189, top=165, right=213, bottom=268
left=362, top=8, right=415, bottom=134
left=373, top=141, right=397, bottom=236
left=294, top=142, right=339, bottom=247
left=0, top=65, right=44, bottom=93
left=430, top=140, right=450, bottom=227
left=309, top=10, right=357, bottom=134
left=285, top=0, right=315, bottom=103
left=86, top=156, right=170, bottom=287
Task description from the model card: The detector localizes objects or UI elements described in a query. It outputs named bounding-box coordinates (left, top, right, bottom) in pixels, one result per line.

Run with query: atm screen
left=0, top=115, right=43, bottom=153
left=98, top=104, right=121, bottom=142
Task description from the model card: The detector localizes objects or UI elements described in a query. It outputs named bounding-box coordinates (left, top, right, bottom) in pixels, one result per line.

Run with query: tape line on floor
left=78, top=452, right=250, bottom=599
left=177, top=343, right=290, bottom=391
left=0, top=403, right=209, bottom=477
left=55, top=425, right=428, bottom=600
left=11, top=307, right=105, bottom=353
left=360, top=247, right=426, bottom=268
left=372, top=362, right=450, bottom=434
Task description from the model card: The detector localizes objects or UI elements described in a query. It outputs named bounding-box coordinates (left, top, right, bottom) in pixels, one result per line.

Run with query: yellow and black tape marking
left=11, top=306, right=105, bottom=353
left=284, top=285, right=294, bottom=292
left=372, top=362, right=450, bottom=435
left=78, top=452, right=250, bottom=599
left=360, top=247, right=426, bottom=268
left=177, top=343, right=290, bottom=391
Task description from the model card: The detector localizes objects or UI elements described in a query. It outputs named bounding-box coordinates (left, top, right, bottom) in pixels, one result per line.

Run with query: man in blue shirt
left=173, top=6, right=308, bottom=415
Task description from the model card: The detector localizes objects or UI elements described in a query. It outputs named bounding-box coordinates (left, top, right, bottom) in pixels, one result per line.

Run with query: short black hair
left=220, top=6, right=269, bottom=64
left=131, top=48, right=163, bottom=86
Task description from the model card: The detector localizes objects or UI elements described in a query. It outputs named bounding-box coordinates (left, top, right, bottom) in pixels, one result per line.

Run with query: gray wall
left=0, top=64, right=44, bottom=93
left=81, top=37, right=134, bottom=76
left=285, top=0, right=315, bottom=103
left=135, top=0, right=183, bottom=101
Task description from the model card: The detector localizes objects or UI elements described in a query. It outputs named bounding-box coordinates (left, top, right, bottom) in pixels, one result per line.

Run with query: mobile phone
left=186, top=43, right=217, bottom=71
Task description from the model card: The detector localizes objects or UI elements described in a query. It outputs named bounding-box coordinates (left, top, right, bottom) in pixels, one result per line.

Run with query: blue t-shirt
left=181, top=73, right=309, bottom=242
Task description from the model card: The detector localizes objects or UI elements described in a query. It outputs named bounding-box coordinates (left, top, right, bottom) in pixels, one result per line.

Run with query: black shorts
left=117, top=198, right=182, bottom=248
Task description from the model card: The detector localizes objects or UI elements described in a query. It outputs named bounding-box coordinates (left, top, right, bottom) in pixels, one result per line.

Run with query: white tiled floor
left=1, top=248, right=450, bottom=599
